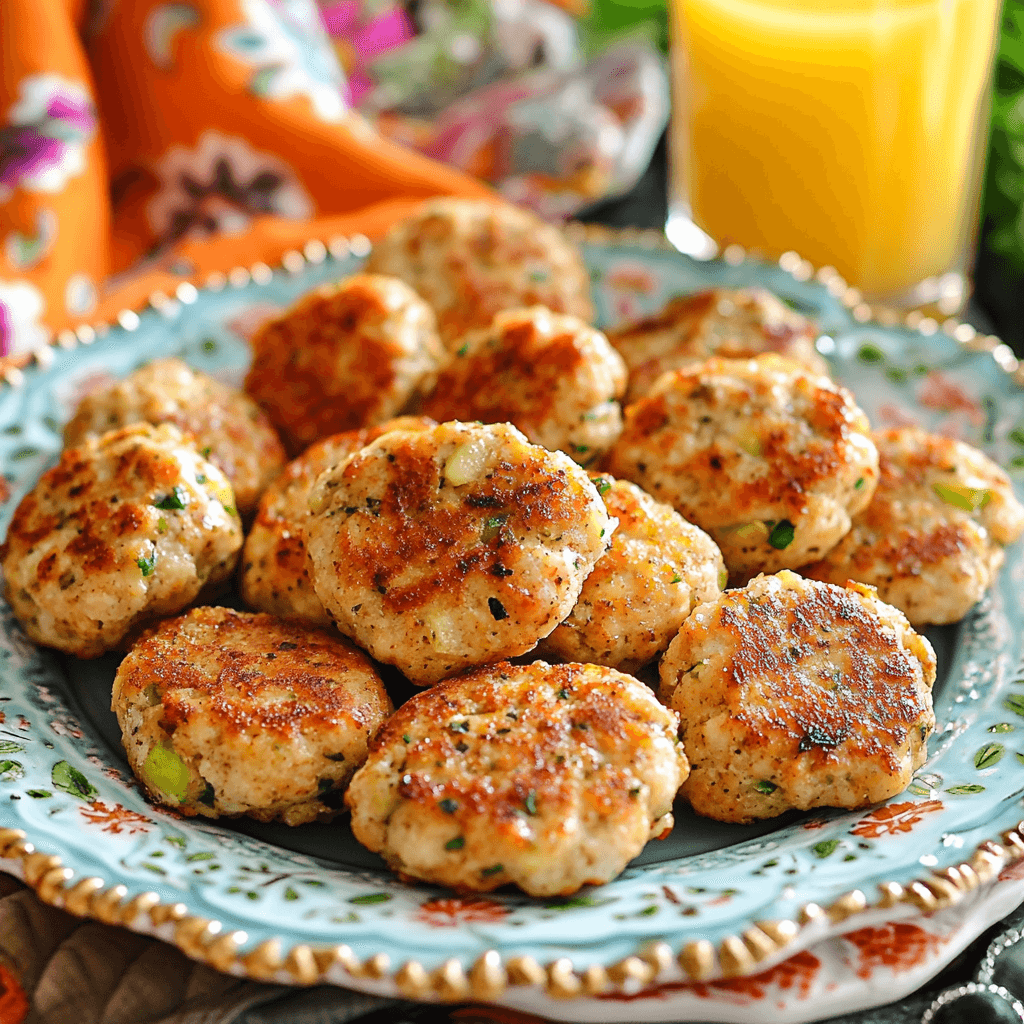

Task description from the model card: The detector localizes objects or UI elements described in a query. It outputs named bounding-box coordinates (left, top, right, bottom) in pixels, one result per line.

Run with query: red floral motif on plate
left=605, top=262, right=659, bottom=295
left=415, top=897, right=509, bottom=927
left=877, top=403, right=919, bottom=429
left=844, top=922, right=946, bottom=980
left=79, top=800, right=152, bottom=835
left=851, top=800, right=944, bottom=838
left=917, top=371, right=984, bottom=425
left=599, top=949, right=821, bottom=1005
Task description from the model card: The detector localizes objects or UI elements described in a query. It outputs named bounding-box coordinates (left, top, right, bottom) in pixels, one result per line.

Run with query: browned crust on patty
left=245, top=274, right=443, bottom=454
left=240, top=416, right=436, bottom=622
left=118, top=607, right=392, bottom=739
left=324, top=432, right=597, bottom=616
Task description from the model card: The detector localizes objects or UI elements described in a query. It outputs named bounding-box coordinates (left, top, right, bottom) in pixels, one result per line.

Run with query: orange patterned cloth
left=0, top=0, right=491, bottom=358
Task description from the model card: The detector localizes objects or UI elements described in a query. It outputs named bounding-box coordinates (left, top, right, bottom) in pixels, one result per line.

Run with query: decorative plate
left=2, top=229, right=1024, bottom=1024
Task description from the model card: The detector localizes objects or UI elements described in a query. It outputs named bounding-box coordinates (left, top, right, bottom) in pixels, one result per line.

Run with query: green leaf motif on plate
left=0, top=760, right=24, bottom=781
left=0, top=741, right=22, bottom=755
left=975, top=743, right=1005, bottom=770
left=1005, top=694, right=1024, bottom=717
left=811, top=839, right=839, bottom=858
left=51, top=760, right=98, bottom=800
left=946, top=784, right=986, bottom=795
left=990, top=723, right=1016, bottom=733
left=545, top=895, right=616, bottom=910
left=349, top=893, right=392, bottom=905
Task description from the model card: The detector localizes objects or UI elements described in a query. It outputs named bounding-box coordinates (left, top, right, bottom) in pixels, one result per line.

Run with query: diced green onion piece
left=481, top=514, right=508, bottom=543
left=722, top=521, right=769, bottom=543
left=767, top=519, right=796, bottom=550
left=736, top=430, right=762, bottom=458
left=155, top=485, right=188, bottom=511
left=142, top=743, right=191, bottom=802
left=932, top=480, right=990, bottom=512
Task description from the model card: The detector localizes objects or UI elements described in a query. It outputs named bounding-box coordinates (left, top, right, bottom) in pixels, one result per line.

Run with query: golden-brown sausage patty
left=1, top=423, right=242, bottom=658
left=305, top=421, right=615, bottom=685
left=63, top=357, right=285, bottom=519
left=803, top=426, right=1024, bottom=624
left=245, top=274, right=445, bottom=455
left=420, top=306, right=626, bottom=466
left=363, top=198, right=593, bottom=350
left=659, top=571, right=936, bottom=824
left=606, top=355, right=878, bottom=577
left=538, top=474, right=725, bottom=673
left=346, top=660, right=687, bottom=896
left=610, top=287, right=827, bottom=403
left=112, top=607, right=393, bottom=824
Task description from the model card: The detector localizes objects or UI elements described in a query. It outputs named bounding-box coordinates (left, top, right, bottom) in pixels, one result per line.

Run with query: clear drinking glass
left=666, top=0, right=1003, bottom=314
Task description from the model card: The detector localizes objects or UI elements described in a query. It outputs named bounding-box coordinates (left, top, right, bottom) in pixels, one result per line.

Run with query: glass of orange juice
left=666, top=0, right=1002, bottom=312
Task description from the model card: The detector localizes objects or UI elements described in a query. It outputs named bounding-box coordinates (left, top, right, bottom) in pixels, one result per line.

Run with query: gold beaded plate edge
left=1, top=226, right=1024, bottom=1023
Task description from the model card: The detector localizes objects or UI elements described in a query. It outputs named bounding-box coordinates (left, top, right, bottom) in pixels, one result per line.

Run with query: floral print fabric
left=0, top=0, right=489, bottom=358
left=0, top=76, right=97, bottom=202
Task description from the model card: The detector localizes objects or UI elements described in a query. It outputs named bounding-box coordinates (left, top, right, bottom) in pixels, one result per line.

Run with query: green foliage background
left=982, top=0, right=1024, bottom=274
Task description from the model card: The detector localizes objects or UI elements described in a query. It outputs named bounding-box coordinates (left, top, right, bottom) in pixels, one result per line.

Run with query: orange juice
left=669, top=0, right=1001, bottom=303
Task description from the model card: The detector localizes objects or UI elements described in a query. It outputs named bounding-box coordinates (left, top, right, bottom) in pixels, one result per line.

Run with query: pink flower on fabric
left=0, top=75, right=96, bottom=201
left=320, top=0, right=415, bottom=106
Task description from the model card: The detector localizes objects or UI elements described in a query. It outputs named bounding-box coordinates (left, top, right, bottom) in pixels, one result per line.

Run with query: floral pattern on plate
left=0, top=239, right=1022, bottom=1023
